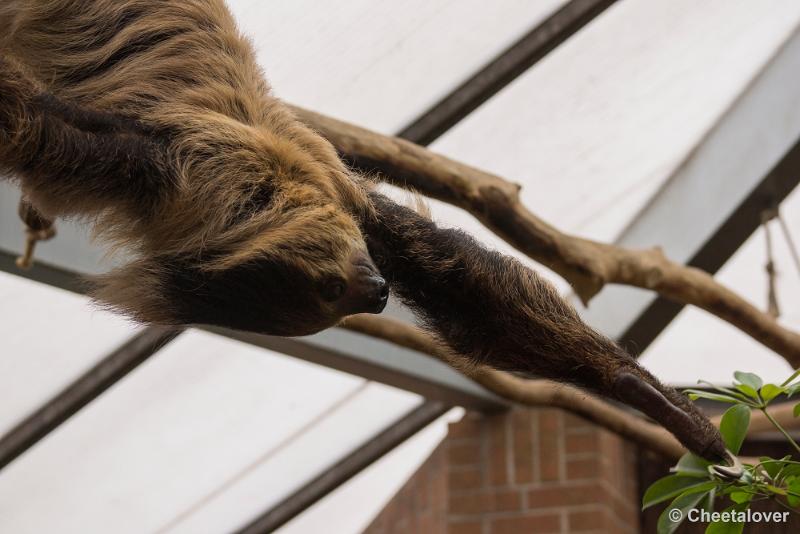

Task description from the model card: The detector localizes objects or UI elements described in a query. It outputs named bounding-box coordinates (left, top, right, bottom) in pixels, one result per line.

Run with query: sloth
left=0, top=0, right=729, bottom=463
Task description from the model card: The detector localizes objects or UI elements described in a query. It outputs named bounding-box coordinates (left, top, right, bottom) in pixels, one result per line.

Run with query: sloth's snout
left=340, top=251, right=389, bottom=315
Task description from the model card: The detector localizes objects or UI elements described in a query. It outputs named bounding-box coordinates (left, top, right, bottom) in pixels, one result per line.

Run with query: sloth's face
left=157, top=197, right=389, bottom=337
left=94, top=118, right=388, bottom=336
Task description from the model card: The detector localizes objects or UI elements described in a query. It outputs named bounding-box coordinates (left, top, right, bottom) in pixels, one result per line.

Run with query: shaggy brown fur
left=365, top=193, right=725, bottom=460
left=0, top=0, right=384, bottom=335
left=0, top=0, right=726, bottom=460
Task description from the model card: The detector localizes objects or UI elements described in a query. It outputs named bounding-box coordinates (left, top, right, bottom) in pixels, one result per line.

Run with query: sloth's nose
left=354, top=273, right=389, bottom=314
left=341, top=252, right=389, bottom=315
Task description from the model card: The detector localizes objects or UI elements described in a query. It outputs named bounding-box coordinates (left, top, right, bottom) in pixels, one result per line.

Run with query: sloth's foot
left=614, top=372, right=728, bottom=463
left=15, top=198, right=55, bottom=270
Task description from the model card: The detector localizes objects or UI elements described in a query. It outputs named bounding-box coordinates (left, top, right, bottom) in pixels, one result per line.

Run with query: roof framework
left=1, top=1, right=799, bottom=532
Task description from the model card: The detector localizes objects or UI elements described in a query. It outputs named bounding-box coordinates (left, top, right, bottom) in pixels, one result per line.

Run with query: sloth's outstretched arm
left=364, top=191, right=727, bottom=462
left=0, top=55, right=171, bottom=219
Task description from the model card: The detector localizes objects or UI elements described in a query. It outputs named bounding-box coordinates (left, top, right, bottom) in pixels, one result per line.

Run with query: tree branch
left=341, top=314, right=798, bottom=460
left=294, top=106, right=800, bottom=367
left=341, top=314, right=685, bottom=459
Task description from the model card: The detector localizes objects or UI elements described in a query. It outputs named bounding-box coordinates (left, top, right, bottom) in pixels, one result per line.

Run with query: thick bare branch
left=341, top=314, right=685, bottom=459
left=295, top=106, right=800, bottom=367
left=341, top=314, right=799, bottom=460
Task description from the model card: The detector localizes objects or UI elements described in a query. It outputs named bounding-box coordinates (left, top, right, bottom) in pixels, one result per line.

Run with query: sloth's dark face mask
left=160, top=247, right=388, bottom=337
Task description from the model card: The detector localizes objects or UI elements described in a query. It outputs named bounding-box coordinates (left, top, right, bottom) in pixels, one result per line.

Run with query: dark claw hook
left=614, top=372, right=726, bottom=462
left=712, top=450, right=744, bottom=480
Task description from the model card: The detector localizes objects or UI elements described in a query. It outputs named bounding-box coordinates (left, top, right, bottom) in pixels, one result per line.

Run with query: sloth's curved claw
left=711, top=450, right=744, bottom=480
left=15, top=199, right=55, bottom=270
left=613, top=372, right=726, bottom=462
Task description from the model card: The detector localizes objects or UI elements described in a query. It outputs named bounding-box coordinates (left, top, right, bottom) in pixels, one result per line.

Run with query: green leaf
left=759, top=456, right=783, bottom=479
left=643, top=475, right=713, bottom=509
left=794, top=403, right=800, bottom=418
left=704, top=503, right=748, bottom=534
left=781, top=465, right=800, bottom=479
left=684, top=390, right=744, bottom=405
left=702, top=487, right=716, bottom=514
left=760, top=384, right=785, bottom=403
left=719, top=404, right=751, bottom=454
left=765, top=485, right=787, bottom=496
left=787, top=477, right=800, bottom=507
left=780, top=368, right=800, bottom=387
left=787, top=383, right=800, bottom=398
left=697, top=381, right=752, bottom=402
left=735, top=371, right=763, bottom=391
left=674, top=453, right=713, bottom=478
left=729, top=491, right=752, bottom=504
left=734, top=384, right=760, bottom=401
left=658, top=489, right=710, bottom=534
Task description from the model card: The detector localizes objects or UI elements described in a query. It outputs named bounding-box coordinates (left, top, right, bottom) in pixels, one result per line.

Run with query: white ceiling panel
left=162, top=383, right=421, bottom=534
left=0, top=330, right=369, bottom=534
left=229, top=0, right=566, bottom=133
left=0, top=272, right=138, bottom=436
left=421, top=0, right=800, bottom=278
left=278, top=408, right=463, bottom=534
left=641, top=186, right=800, bottom=386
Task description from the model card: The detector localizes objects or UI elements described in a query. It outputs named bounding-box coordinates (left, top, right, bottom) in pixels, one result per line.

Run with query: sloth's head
left=94, top=112, right=388, bottom=336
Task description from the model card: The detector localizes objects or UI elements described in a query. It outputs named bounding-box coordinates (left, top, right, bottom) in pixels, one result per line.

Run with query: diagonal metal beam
left=0, top=325, right=180, bottom=471
left=0, top=248, right=506, bottom=412
left=206, top=326, right=506, bottom=412
left=616, top=143, right=800, bottom=354
left=397, top=0, right=617, bottom=146
left=234, top=401, right=449, bottom=534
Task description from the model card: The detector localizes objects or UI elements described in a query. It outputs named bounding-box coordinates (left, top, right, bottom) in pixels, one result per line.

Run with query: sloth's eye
left=321, top=278, right=347, bottom=302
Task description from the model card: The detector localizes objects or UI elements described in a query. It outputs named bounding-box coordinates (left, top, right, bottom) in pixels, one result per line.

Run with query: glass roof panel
left=164, top=382, right=421, bottom=533
left=230, top=0, right=566, bottom=133
left=0, top=272, right=137, bottom=435
left=279, top=409, right=463, bottom=534
left=641, top=186, right=800, bottom=386
left=0, top=330, right=378, bottom=534
left=417, top=0, right=800, bottom=284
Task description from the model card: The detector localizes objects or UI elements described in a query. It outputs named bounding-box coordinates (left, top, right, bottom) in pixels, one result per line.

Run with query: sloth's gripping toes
left=363, top=192, right=728, bottom=463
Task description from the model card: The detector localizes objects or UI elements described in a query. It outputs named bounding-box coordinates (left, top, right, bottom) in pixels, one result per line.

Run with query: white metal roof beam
left=0, top=249, right=506, bottom=412
left=579, top=23, right=800, bottom=352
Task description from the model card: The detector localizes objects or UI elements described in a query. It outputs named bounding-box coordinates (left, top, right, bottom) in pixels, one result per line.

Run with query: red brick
left=538, top=409, right=561, bottom=432
left=450, top=488, right=522, bottom=516
left=566, top=457, right=601, bottom=480
left=527, top=482, right=606, bottom=508
left=538, top=433, right=561, bottom=482
left=493, top=488, right=523, bottom=512
left=565, top=431, right=599, bottom=454
left=563, top=411, right=591, bottom=429
left=450, top=491, right=489, bottom=516
left=449, top=466, right=482, bottom=491
left=486, top=416, right=508, bottom=486
left=448, top=519, right=483, bottom=534
left=490, top=513, right=561, bottom=534
left=449, top=414, right=483, bottom=439
left=449, top=441, right=481, bottom=467
left=511, top=410, right=535, bottom=484
left=568, top=507, right=612, bottom=532
left=537, top=410, right=563, bottom=482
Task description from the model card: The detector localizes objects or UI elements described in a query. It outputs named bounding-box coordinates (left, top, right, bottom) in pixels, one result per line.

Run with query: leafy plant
left=643, top=369, right=800, bottom=533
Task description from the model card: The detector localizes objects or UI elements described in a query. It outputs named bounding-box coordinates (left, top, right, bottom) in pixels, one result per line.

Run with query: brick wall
left=364, top=407, right=640, bottom=534
left=364, top=443, right=448, bottom=534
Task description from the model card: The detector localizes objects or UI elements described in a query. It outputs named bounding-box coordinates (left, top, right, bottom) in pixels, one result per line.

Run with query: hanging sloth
left=0, top=0, right=731, bottom=464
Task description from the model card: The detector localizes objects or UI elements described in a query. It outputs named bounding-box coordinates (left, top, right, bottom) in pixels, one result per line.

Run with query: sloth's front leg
left=364, top=191, right=729, bottom=463
left=0, top=55, right=172, bottom=222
